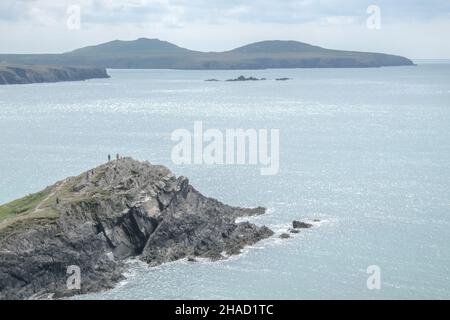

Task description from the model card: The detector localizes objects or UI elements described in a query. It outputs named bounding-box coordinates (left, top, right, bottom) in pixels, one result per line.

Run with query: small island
left=0, top=64, right=110, bottom=85
left=226, top=75, right=266, bottom=81
left=0, top=158, right=274, bottom=299
left=205, top=76, right=293, bottom=82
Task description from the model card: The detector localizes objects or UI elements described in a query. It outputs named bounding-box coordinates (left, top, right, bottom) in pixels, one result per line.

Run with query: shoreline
left=0, top=64, right=110, bottom=85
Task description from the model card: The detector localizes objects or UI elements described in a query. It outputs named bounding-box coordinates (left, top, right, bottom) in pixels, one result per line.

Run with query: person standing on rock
left=108, top=154, right=111, bottom=162
left=116, top=153, right=120, bottom=160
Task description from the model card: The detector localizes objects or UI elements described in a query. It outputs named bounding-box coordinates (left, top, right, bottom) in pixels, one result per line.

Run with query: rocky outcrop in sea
left=0, top=158, right=273, bottom=299
left=226, top=75, right=266, bottom=81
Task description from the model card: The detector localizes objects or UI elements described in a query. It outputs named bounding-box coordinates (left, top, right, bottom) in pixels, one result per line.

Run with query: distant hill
left=0, top=38, right=414, bottom=69
left=228, top=40, right=322, bottom=54
left=68, top=38, right=196, bottom=55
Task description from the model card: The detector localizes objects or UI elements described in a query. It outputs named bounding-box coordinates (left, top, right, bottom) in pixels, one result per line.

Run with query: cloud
left=0, top=0, right=35, bottom=22
left=1, top=0, right=449, bottom=25
left=0, top=0, right=449, bottom=58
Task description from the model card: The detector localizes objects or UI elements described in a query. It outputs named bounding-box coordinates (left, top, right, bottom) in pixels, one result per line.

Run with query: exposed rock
left=0, top=158, right=273, bottom=299
left=276, top=78, right=291, bottom=81
left=292, top=220, right=313, bottom=229
left=204, top=79, right=220, bottom=82
left=289, top=229, right=301, bottom=234
left=0, top=64, right=110, bottom=85
left=279, top=233, right=290, bottom=239
left=226, top=75, right=266, bottom=82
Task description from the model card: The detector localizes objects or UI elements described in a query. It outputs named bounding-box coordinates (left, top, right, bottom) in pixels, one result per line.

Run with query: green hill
left=228, top=40, right=322, bottom=53
left=67, top=38, right=196, bottom=55
left=0, top=38, right=414, bottom=69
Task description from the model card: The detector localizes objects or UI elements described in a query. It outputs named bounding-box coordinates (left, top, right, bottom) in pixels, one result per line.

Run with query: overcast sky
left=0, top=0, right=449, bottom=58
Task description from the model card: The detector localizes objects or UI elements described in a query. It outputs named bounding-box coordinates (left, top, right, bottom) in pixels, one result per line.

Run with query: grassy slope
left=0, top=167, right=109, bottom=227
left=0, top=40, right=413, bottom=69
left=0, top=189, right=50, bottom=221
left=0, top=187, right=60, bottom=242
left=0, top=170, right=95, bottom=242
left=0, top=187, right=59, bottom=223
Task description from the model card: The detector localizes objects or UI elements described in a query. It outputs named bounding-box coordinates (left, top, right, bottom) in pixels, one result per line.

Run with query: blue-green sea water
left=0, top=63, right=449, bottom=299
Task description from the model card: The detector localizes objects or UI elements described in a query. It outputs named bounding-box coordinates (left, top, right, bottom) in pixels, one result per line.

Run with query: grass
left=0, top=186, right=63, bottom=242
left=0, top=188, right=53, bottom=223
left=0, top=165, right=115, bottom=242
left=0, top=166, right=114, bottom=234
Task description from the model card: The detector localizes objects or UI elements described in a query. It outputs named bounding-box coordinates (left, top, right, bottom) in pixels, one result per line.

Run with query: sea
left=0, top=62, right=449, bottom=299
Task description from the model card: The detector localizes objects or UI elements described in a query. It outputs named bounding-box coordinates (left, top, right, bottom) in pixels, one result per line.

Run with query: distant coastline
left=0, top=64, right=110, bottom=85
left=0, top=38, right=414, bottom=70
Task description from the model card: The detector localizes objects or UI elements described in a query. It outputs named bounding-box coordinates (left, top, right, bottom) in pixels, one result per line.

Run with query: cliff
left=0, top=64, right=110, bottom=85
left=0, top=158, right=273, bottom=299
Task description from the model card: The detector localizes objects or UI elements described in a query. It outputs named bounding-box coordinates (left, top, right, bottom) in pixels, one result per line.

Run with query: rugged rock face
left=0, top=158, right=273, bottom=299
left=0, top=64, right=109, bottom=85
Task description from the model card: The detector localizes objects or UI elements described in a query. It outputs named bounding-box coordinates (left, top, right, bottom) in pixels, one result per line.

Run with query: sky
left=0, top=0, right=449, bottom=58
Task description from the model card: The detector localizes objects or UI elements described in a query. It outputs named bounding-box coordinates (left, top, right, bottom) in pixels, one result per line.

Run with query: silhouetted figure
left=116, top=153, right=120, bottom=160
left=56, top=197, right=59, bottom=205
left=108, top=154, right=111, bottom=162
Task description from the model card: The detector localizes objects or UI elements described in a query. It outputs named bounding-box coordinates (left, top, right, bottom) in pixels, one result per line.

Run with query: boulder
left=292, top=220, right=313, bottom=229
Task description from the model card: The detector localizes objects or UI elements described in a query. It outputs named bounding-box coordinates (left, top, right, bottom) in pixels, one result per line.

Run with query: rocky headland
left=0, top=64, right=110, bottom=85
left=0, top=158, right=275, bottom=299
